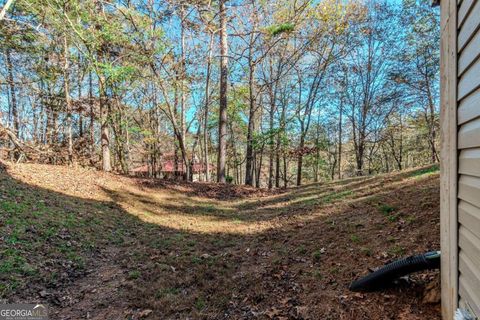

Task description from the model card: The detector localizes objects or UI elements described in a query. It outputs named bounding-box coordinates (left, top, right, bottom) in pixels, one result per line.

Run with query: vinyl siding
left=457, top=0, right=480, bottom=316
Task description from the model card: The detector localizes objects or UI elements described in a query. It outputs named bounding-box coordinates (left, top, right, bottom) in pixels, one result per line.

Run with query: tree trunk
left=64, top=36, right=73, bottom=165
left=89, top=71, right=95, bottom=160
left=296, top=154, right=303, bottom=186
left=229, top=121, right=240, bottom=184
left=179, top=5, right=189, bottom=180
left=99, top=79, right=111, bottom=172
left=429, top=106, right=438, bottom=163
left=245, top=65, right=256, bottom=186
left=356, top=143, right=364, bottom=176
left=52, top=105, right=58, bottom=145
left=78, top=55, right=83, bottom=138
left=45, top=100, right=53, bottom=144
left=174, top=72, right=179, bottom=177
left=296, top=131, right=305, bottom=186
left=256, top=143, right=264, bottom=188
left=330, top=155, right=336, bottom=181
left=217, top=0, right=228, bottom=183
left=0, top=0, right=15, bottom=21
left=383, top=146, right=390, bottom=173
left=190, top=111, right=203, bottom=181
left=275, top=103, right=286, bottom=188
left=100, top=106, right=111, bottom=171
left=425, top=66, right=439, bottom=163
left=0, top=124, right=26, bottom=158
left=275, top=149, right=281, bottom=188
left=6, top=49, right=19, bottom=136
left=337, top=101, right=343, bottom=180
left=203, top=32, right=214, bottom=182
left=398, top=118, right=403, bottom=170
left=268, top=87, right=275, bottom=189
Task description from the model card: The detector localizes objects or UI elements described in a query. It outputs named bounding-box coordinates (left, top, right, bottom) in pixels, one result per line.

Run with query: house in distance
left=131, top=152, right=213, bottom=181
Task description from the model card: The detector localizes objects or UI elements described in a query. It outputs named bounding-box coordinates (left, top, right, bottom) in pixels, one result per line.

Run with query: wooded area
left=0, top=0, right=440, bottom=187
left=0, top=1, right=446, bottom=317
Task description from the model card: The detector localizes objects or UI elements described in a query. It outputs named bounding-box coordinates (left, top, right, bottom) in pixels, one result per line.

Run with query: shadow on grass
left=101, top=165, right=440, bottom=225
left=0, top=163, right=441, bottom=319
left=0, top=165, right=255, bottom=318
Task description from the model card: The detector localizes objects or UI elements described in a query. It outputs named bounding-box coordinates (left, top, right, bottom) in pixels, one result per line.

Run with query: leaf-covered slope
left=0, top=162, right=440, bottom=319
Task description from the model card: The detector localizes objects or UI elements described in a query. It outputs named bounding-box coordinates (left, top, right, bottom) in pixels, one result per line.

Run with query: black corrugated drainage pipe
left=349, top=251, right=440, bottom=292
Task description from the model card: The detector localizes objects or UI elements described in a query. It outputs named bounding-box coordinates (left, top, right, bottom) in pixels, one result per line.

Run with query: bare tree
left=217, top=0, right=228, bottom=183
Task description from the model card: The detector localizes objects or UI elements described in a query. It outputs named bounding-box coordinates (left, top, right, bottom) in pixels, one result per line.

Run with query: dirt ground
left=0, top=161, right=441, bottom=319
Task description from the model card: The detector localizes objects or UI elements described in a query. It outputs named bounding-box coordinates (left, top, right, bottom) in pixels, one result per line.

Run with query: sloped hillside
left=0, top=162, right=440, bottom=319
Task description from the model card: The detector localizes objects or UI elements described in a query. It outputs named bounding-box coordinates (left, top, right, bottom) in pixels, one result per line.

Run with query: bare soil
left=0, top=162, right=440, bottom=319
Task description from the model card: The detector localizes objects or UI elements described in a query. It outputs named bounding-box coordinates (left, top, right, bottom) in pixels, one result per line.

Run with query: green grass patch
left=151, top=238, right=173, bottom=250
left=155, top=287, right=181, bottom=298
left=387, top=236, right=396, bottom=243
left=312, top=250, right=322, bottom=261
left=330, top=267, right=340, bottom=274
left=409, top=165, right=439, bottom=178
left=388, top=245, right=405, bottom=256
left=378, top=204, right=395, bottom=215
left=195, top=297, right=206, bottom=310
left=360, top=247, right=372, bottom=256
left=387, top=215, right=399, bottom=222
left=0, top=173, right=140, bottom=298
left=128, top=270, right=141, bottom=280
left=1, top=201, right=28, bottom=214
left=323, top=190, right=354, bottom=204
left=312, top=270, right=322, bottom=280
left=297, top=245, right=307, bottom=255
left=406, top=215, right=417, bottom=223
left=350, top=234, right=360, bottom=243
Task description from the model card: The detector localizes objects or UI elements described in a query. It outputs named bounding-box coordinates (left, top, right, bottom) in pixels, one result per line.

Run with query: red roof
left=131, top=165, right=149, bottom=173
left=162, top=159, right=184, bottom=172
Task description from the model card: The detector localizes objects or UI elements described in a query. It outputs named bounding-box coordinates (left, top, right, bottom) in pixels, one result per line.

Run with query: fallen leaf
left=139, top=309, right=152, bottom=318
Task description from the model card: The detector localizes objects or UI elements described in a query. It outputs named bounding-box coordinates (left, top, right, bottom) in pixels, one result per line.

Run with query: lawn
left=0, top=162, right=440, bottom=319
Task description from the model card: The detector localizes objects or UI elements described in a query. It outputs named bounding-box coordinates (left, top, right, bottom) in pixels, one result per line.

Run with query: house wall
left=457, top=0, right=480, bottom=317
left=441, top=0, right=480, bottom=318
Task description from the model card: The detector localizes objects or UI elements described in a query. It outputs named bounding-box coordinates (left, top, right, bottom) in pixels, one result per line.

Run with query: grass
left=360, top=247, right=372, bottom=256
left=297, top=245, right=307, bottom=254
left=377, top=204, right=400, bottom=222
left=350, top=234, right=360, bottom=243
left=378, top=204, right=396, bottom=215
left=388, top=245, right=406, bottom=256
left=195, top=297, right=206, bottom=310
left=128, top=270, right=141, bottom=280
left=0, top=172, right=138, bottom=298
left=191, top=256, right=203, bottom=264
left=409, top=164, right=439, bottom=177
left=330, top=266, right=340, bottom=275
left=155, top=287, right=181, bottom=298
left=294, top=189, right=354, bottom=207
left=406, top=215, right=417, bottom=224
left=312, top=250, right=323, bottom=261
left=387, top=215, right=399, bottom=222
left=0, top=162, right=440, bottom=319
left=312, top=270, right=323, bottom=279
left=323, top=190, right=354, bottom=204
